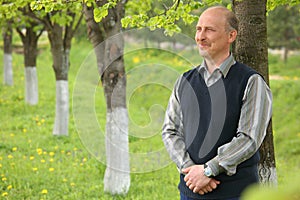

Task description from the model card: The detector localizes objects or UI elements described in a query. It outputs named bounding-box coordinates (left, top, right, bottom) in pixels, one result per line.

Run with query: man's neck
left=204, top=53, right=230, bottom=74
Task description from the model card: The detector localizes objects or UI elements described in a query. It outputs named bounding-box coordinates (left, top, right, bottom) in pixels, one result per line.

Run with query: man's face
left=195, top=9, right=234, bottom=61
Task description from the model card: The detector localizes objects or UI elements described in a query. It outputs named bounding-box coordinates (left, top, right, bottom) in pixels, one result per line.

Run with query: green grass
left=0, top=36, right=300, bottom=199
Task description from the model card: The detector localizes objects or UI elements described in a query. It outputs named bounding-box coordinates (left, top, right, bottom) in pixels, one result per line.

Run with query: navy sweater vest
left=177, top=62, right=260, bottom=199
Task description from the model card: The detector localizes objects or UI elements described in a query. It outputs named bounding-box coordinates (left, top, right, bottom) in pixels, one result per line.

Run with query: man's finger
left=206, top=185, right=213, bottom=192
left=189, top=184, right=195, bottom=191
left=181, top=167, right=191, bottom=174
left=198, top=190, right=205, bottom=195
left=193, top=187, right=200, bottom=193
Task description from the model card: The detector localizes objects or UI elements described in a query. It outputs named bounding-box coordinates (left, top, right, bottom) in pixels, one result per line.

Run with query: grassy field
left=0, top=36, right=300, bottom=199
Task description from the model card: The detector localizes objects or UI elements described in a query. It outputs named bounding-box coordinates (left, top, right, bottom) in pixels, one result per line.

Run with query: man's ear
left=229, top=30, right=237, bottom=43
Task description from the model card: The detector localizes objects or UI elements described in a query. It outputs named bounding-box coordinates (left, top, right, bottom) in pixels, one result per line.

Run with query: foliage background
left=0, top=26, right=300, bottom=199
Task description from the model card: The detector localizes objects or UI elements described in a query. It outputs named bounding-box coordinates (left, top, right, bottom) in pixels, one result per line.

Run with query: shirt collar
left=198, top=54, right=236, bottom=78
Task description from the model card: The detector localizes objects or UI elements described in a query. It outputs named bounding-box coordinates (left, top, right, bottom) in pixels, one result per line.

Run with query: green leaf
left=93, top=7, right=108, bottom=23
left=121, top=17, right=131, bottom=28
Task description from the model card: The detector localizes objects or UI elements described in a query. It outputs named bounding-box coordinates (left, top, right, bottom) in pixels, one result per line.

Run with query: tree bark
left=46, top=22, right=69, bottom=136
left=43, top=9, right=82, bottom=136
left=16, top=23, right=43, bottom=105
left=83, top=4, right=105, bottom=75
left=84, top=2, right=130, bottom=195
left=2, top=21, right=13, bottom=86
left=233, top=0, right=277, bottom=185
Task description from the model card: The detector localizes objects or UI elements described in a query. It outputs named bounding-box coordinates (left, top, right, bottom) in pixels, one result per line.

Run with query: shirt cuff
left=179, top=160, right=195, bottom=174
left=206, top=156, right=225, bottom=176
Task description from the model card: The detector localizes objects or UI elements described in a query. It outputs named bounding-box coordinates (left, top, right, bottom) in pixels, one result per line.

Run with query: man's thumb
left=181, top=167, right=191, bottom=174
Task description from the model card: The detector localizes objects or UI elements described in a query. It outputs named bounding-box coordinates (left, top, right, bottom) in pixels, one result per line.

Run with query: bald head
left=201, top=6, right=239, bottom=33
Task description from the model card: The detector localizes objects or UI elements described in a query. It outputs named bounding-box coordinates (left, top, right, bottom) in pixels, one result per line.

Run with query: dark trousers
left=180, top=192, right=240, bottom=200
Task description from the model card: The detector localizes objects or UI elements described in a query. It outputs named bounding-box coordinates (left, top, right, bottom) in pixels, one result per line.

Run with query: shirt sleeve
left=162, top=75, right=195, bottom=172
left=207, top=74, right=273, bottom=176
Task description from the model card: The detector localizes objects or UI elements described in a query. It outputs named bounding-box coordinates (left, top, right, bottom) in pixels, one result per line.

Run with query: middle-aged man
left=162, top=6, right=272, bottom=200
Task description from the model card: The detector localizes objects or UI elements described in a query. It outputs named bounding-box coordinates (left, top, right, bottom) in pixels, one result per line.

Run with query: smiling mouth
left=198, top=43, right=209, bottom=49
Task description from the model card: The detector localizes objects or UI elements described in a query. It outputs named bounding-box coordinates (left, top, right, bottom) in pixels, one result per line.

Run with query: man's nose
left=196, top=31, right=205, bottom=43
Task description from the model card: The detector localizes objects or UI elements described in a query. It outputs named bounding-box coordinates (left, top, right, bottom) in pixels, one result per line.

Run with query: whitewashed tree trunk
left=258, top=163, right=278, bottom=186
left=104, top=107, right=130, bottom=194
left=53, top=80, right=69, bottom=136
left=3, top=53, right=13, bottom=86
left=25, top=67, right=38, bottom=105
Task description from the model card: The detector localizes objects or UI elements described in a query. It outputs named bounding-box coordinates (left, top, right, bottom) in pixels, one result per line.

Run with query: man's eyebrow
left=196, top=25, right=215, bottom=29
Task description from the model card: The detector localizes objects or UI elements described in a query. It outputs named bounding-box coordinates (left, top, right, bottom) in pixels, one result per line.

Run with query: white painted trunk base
left=258, top=164, right=277, bottom=186
left=104, top=107, right=130, bottom=195
left=3, top=53, right=13, bottom=85
left=53, top=80, right=69, bottom=136
left=25, top=67, right=38, bottom=105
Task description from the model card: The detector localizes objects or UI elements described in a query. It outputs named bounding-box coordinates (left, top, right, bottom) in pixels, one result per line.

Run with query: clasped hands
left=182, top=165, right=220, bottom=195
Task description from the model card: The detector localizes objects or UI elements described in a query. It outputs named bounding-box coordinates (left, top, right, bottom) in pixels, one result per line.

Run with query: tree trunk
left=16, top=25, right=42, bottom=105
left=233, top=0, right=277, bottom=185
left=84, top=2, right=130, bottom=195
left=102, top=2, right=130, bottom=195
left=281, top=46, right=288, bottom=63
left=47, top=23, right=69, bottom=136
left=83, top=4, right=105, bottom=74
left=25, top=67, right=38, bottom=105
left=2, top=21, right=13, bottom=86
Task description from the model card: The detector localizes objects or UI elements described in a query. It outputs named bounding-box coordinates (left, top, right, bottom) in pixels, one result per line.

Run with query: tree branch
left=15, top=27, right=25, bottom=42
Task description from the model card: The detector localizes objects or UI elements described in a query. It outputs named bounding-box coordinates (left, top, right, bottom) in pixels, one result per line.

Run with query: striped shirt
left=162, top=54, right=272, bottom=176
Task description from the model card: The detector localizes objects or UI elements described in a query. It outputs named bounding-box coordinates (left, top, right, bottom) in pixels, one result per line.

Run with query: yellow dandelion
left=80, top=163, right=84, bottom=166
left=2, top=177, right=7, bottom=181
left=7, top=154, right=13, bottom=159
left=43, top=151, right=47, bottom=155
left=37, top=122, right=41, bottom=126
left=23, top=128, right=27, bottom=133
left=63, top=178, right=68, bottom=182
left=1, top=192, right=8, bottom=197
left=10, top=133, right=15, bottom=137
left=41, top=118, right=45, bottom=123
left=49, top=168, right=55, bottom=172
left=41, top=159, right=46, bottom=163
left=7, top=185, right=12, bottom=190
left=28, top=139, right=32, bottom=143
left=67, top=152, right=71, bottom=156
left=133, top=57, right=140, bottom=63
left=297, top=132, right=300, bottom=137
left=49, top=158, right=54, bottom=162
left=32, top=167, right=38, bottom=172
left=82, top=158, right=87, bottom=162
left=73, top=147, right=77, bottom=151
left=61, top=150, right=65, bottom=154
left=70, top=182, right=75, bottom=187
left=12, top=147, right=17, bottom=152
left=30, top=156, right=35, bottom=160
left=37, top=148, right=43, bottom=155
left=54, top=146, right=59, bottom=150
left=41, top=189, right=48, bottom=194
left=0, top=164, right=2, bottom=168
left=49, top=152, right=55, bottom=157
left=0, top=156, right=2, bottom=160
